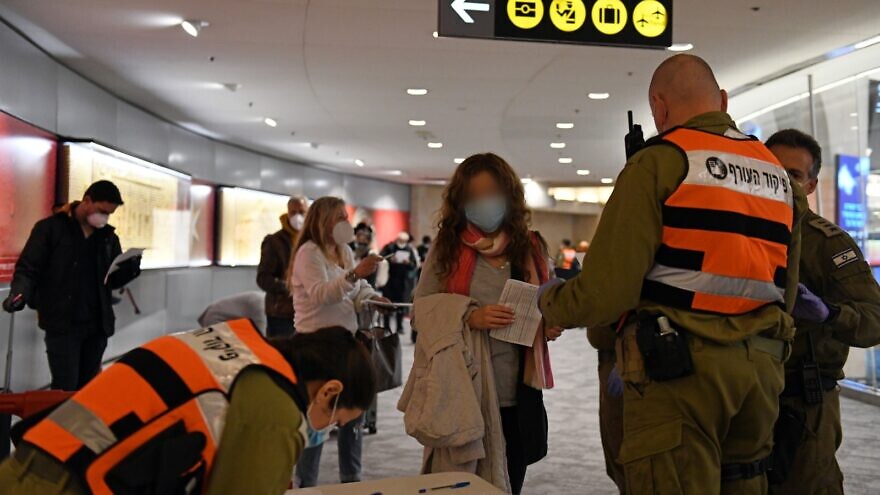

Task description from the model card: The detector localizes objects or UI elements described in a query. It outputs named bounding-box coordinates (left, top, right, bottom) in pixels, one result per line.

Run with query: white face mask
left=332, top=221, right=353, bottom=246
left=289, top=213, right=305, bottom=231
left=87, top=212, right=109, bottom=229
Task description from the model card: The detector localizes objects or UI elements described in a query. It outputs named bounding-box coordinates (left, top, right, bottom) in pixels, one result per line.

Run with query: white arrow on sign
left=451, top=0, right=490, bottom=24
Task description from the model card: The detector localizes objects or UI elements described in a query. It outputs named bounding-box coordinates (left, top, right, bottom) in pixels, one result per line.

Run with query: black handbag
left=356, top=327, right=402, bottom=393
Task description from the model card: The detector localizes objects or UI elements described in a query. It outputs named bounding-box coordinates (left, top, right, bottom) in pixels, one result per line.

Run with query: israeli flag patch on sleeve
left=832, top=249, right=859, bottom=268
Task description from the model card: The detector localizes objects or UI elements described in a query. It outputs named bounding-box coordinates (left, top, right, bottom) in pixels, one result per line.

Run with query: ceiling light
left=577, top=169, right=590, bottom=176
left=432, top=31, right=439, bottom=38
left=550, top=142, right=566, bottom=149
left=556, top=122, right=574, bottom=129
left=558, top=157, right=573, bottom=164
left=850, top=112, right=859, bottom=117
left=181, top=20, right=209, bottom=37
left=409, top=120, right=427, bottom=127
left=851, top=126, right=859, bottom=131
left=428, top=142, right=443, bottom=149
left=854, top=35, right=880, bottom=50
left=454, top=158, right=465, bottom=164
left=521, top=178, right=533, bottom=184
left=588, top=92, right=610, bottom=100
left=407, top=88, right=428, bottom=96
left=383, top=170, right=403, bottom=176
left=263, top=117, right=278, bottom=127
left=601, top=178, right=614, bottom=184
left=355, top=159, right=365, bottom=167
left=667, top=42, right=694, bottom=52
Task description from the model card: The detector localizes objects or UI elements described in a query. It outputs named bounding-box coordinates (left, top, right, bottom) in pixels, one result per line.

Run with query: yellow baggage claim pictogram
left=591, top=0, right=627, bottom=35
left=507, top=0, right=544, bottom=29
left=550, top=0, right=587, bottom=32
left=632, top=0, right=668, bottom=38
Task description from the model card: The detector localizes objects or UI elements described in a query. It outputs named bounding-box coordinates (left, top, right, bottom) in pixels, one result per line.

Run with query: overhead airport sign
left=439, top=0, right=673, bottom=49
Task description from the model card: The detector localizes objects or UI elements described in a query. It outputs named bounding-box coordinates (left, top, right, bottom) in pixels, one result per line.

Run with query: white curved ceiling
left=1, top=0, right=879, bottom=184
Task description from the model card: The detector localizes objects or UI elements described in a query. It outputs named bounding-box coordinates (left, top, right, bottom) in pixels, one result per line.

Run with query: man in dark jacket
left=2, top=180, right=141, bottom=391
left=257, top=195, right=307, bottom=337
left=379, top=232, right=419, bottom=334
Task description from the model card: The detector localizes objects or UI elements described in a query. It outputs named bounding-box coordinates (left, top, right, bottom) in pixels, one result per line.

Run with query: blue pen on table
left=418, top=481, right=471, bottom=493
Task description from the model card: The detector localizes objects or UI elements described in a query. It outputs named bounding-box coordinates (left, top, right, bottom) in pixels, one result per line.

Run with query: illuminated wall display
left=218, top=186, right=291, bottom=266
left=62, top=142, right=193, bottom=269
left=189, top=182, right=216, bottom=266
left=438, top=0, right=672, bottom=49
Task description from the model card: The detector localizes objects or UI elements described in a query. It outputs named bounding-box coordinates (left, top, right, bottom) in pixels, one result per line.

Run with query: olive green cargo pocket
left=619, top=419, right=685, bottom=495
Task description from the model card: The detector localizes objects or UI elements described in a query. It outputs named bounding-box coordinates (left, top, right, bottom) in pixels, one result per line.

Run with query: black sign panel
left=438, top=0, right=673, bottom=49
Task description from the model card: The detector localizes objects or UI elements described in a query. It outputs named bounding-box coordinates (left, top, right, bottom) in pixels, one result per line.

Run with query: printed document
left=491, top=279, right=541, bottom=347
left=104, top=248, right=145, bottom=284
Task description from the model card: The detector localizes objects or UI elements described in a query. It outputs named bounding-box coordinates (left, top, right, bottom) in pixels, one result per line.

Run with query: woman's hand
left=354, top=254, right=382, bottom=279
left=468, top=305, right=515, bottom=330
left=545, top=326, right=564, bottom=341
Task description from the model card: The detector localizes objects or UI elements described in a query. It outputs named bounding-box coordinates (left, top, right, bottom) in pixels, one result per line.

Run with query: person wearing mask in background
left=404, top=153, right=563, bottom=494
left=540, top=55, right=806, bottom=493
left=417, top=235, right=432, bottom=264
left=765, top=129, right=880, bottom=494
left=349, top=222, right=377, bottom=287
left=576, top=240, right=590, bottom=253
left=289, top=196, right=390, bottom=487
left=0, top=320, right=375, bottom=495
left=380, top=232, right=419, bottom=334
left=2, top=180, right=141, bottom=392
left=257, top=195, right=308, bottom=338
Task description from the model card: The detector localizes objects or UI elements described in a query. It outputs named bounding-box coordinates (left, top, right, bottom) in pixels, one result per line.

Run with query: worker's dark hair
left=421, top=235, right=431, bottom=244
left=765, top=129, right=823, bottom=179
left=272, top=327, right=375, bottom=410
left=84, top=180, right=124, bottom=205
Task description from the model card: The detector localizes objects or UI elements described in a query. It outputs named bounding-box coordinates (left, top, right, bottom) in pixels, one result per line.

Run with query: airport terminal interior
left=1, top=1, right=880, bottom=494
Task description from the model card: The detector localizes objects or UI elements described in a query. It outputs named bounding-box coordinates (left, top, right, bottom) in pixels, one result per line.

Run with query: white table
left=286, top=472, right=503, bottom=495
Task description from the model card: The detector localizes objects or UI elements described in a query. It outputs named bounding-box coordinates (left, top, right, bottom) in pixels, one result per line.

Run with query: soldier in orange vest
left=0, top=321, right=375, bottom=495
left=540, top=55, right=808, bottom=494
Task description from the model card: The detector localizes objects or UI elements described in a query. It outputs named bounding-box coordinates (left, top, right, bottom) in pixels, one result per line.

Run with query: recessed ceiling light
left=558, top=157, right=573, bottom=164
left=432, top=31, right=439, bottom=38
left=521, top=178, right=533, bottom=184
left=454, top=158, right=465, bottom=164
left=854, top=35, right=880, bottom=50
left=181, top=20, right=209, bottom=37
left=428, top=142, right=443, bottom=149
left=385, top=170, right=403, bottom=176
left=601, top=178, right=614, bottom=184
left=407, top=88, right=428, bottom=96
left=550, top=142, right=566, bottom=149
left=850, top=112, right=859, bottom=117
left=588, top=92, right=610, bottom=100
left=409, top=120, right=427, bottom=127
left=263, top=117, right=278, bottom=127
left=354, top=159, right=365, bottom=167
left=667, top=42, right=694, bottom=52
left=577, top=169, right=591, bottom=176
left=556, top=122, right=574, bottom=129
left=851, top=125, right=859, bottom=131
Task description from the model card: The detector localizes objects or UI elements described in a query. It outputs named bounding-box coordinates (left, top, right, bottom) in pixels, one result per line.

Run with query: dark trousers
left=265, top=316, right=295, bottom=338
left=500, top=406, right=527, bottom=495
left=44, top=325, right=107, bottom=391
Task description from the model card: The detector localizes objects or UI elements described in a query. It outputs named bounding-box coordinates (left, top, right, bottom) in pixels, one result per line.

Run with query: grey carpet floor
left=314, top=328, right=880, bottom=494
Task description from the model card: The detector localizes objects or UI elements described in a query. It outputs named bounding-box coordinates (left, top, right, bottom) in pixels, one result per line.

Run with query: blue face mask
left=302, top=393, right=340, bottom=448
left=465, top=196, right=507, bottom=233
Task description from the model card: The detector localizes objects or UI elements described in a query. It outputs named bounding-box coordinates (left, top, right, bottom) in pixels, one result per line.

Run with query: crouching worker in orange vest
left=0, top=319, right=375, bottom=495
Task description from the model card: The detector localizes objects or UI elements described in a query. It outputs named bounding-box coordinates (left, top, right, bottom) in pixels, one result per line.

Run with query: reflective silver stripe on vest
left=195, top=391, right=229, bottom=445
left=172, top=321, right=263, bottom=393
left=679, top=149, right=794, bottom=208
left=645, top=264, right=785, bottom=303
left=49, top=400, right=117, bottom=454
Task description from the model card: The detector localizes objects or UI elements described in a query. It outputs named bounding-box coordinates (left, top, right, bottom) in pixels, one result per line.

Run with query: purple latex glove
left=536, top=277, right=564, bottom=311
left=607, top=366, right=624, bottom=398
left=792, top=283, right=830, bottom=323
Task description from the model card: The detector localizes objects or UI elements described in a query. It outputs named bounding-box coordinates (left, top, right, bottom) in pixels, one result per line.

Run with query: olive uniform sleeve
left=539, top=146, right=681, bottom=329
left=785, top=182, right=809, bottom=314
left=818, top=229, right=880, bottom=348
left=205, top=368, right=305, bottom=495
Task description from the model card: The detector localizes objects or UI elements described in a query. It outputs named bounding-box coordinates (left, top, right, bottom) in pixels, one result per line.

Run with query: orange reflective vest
left=22, top=319, right=304, bottom=494
left=560, top=248, right=577, bottom=270
left=641, top=127, right=795, bottom=315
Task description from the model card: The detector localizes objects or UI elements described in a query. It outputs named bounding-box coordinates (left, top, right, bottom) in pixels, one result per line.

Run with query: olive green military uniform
left=588, top=326, right=626, bottom=493
left=541, top=112, right=807, bottom=495
left=769, top=211, right=880, bottom=495
left=0, top=368, right=305, bottom=495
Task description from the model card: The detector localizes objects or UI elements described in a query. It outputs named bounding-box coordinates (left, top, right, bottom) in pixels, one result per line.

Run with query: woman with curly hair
left=403, top=153, right=563, bottom=494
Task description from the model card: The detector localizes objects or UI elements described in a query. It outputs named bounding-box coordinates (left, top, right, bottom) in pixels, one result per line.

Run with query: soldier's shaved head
left=648, top=54, right=728, bottom=133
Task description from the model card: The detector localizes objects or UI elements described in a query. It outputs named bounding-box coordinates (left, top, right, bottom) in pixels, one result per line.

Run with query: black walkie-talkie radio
left=625, top=110, right=645, bottom=160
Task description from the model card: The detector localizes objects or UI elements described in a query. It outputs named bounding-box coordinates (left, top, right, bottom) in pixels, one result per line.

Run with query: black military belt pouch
left=635, top=315, right=694, bottom=381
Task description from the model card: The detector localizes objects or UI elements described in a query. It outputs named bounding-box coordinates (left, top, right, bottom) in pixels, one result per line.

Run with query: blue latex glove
left=536, top=277, right=564, bottom=311
left=792, top=283, right=830, bottom=323
left=607, top=366, right=624, bottom=398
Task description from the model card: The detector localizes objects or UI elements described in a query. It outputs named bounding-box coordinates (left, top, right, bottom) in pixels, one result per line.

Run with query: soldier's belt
left=740, top=335, right=788, bottom=361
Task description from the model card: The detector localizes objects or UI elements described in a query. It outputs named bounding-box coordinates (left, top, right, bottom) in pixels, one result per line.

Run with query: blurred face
left=466, top=171, right=503, bottom=203
left=288, top=198, right=307, bottom=217
left=770, top=144, right=817, bottom=195
left=82, top=197, right=119, bottom=217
